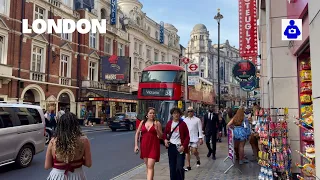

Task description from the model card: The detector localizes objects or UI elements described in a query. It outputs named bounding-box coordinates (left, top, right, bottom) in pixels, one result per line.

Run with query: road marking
left=112, top=131, right=135, bottom=137
left=83, top=129, right=110, bottom=134
left=88, top=137, right=95, bottom=141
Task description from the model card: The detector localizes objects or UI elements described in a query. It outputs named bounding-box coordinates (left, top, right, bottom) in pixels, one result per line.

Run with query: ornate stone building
left=185, top=24, right=246, bottom=107
left=118, top=0, right=181, bottom=92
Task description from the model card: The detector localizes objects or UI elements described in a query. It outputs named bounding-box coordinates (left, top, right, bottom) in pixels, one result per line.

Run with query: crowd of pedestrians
left=134, top=104, right=258, bottom=180
left=41, top=104, right=258, bottom=180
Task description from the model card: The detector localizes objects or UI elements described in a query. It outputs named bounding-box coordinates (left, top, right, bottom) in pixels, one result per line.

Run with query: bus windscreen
left=141, top=71, right=179, bottom=83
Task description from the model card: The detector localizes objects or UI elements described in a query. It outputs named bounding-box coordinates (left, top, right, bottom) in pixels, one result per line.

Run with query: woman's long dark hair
left=143, top=107, right=156, bottom=123
left=55, top=112, right=83, bottom=163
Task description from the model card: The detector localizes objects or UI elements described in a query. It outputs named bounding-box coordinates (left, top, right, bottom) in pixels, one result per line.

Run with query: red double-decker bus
left=136, top=64, right=185, bottom=129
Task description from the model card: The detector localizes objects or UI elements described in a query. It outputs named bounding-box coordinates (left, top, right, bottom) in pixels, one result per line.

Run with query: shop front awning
left=81, top=89, right=137, bottom=103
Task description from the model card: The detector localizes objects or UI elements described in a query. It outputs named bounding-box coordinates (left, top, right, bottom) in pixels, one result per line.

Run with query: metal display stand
left=224, top=128, right=242, bottom=174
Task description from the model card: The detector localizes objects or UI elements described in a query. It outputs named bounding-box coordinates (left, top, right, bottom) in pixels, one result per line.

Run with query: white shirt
left=170, top=121, right=181, bottom=145
left=184, top=116, right=203, bottom=143
left=208, top=112, right=213, bottom=120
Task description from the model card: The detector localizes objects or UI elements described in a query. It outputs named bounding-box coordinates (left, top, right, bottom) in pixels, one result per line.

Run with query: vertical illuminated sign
left=160, top=21, right=164, bottom=44
left=110, top=0, right=117, bottom=25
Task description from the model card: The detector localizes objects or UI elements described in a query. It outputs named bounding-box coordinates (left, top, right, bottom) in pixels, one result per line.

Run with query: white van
left=0, top=102, right=46, bottom=168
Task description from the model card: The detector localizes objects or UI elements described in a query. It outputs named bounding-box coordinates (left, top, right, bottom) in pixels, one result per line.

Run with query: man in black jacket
left=203, top=106, right=219, bottom=160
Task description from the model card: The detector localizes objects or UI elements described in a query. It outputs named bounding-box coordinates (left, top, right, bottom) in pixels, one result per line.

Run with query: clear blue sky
left=139, top=0, right=239, bottom=48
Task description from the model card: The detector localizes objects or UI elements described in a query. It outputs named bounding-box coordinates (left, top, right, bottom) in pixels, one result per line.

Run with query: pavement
left=111, top=137, right=260, bottom=180
left=0, top=128, right=166, bottom=180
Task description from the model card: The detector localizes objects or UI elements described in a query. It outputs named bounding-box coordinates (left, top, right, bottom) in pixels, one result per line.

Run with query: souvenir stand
left=295, top=57, right=316, bottom=180
left=256, top=108, right=292, bottom=180
left=294, top=112, right=316, bottom=179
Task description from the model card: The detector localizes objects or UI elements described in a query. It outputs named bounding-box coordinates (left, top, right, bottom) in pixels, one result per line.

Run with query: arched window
left=155, top=31, right=159, bottom=40
left=136, top=17, right=140, bottom=25
left=101, top=8, right=107, bottom=19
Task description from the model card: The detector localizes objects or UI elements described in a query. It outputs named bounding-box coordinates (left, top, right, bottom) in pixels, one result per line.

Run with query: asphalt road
left=0, top=129, right=166, bottom=180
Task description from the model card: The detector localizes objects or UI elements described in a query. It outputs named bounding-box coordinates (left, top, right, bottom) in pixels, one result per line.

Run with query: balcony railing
left=60, top=77, right=71, bottom=86
left=82, top=80, right=108, bottom=89
left=30, top=72, right=45, bottom=82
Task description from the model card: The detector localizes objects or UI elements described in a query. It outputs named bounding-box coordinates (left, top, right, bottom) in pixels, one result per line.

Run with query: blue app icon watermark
left=282, top=19, right=302, bottom=40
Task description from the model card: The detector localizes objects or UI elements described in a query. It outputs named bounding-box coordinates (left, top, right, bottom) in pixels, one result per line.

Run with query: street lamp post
left=214, top=8, right=223, bottom=108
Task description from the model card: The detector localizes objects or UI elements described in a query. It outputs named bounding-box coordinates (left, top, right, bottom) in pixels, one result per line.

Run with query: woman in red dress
left=134, top=107, right=163, bottom=180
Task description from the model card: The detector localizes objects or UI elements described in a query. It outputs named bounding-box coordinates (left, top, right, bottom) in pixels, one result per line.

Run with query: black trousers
left=205, top=131, right=217, bottom=155
left=223, top=120, right=227, bottom=136
left=168, top=144, right=185, bottom=180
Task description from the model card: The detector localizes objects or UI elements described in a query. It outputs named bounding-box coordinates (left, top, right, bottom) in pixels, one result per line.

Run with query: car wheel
left=45, top=130, right=52, bottom=144
left=129, top=123, right=134, bottom=131
left=111, top=128, right=116, bottom=132
left=16, top=145, right=34, bottom=168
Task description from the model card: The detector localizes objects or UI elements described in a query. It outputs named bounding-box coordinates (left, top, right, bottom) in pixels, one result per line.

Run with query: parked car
left=0, top=102, right=46, bottom=168
left=108, top=112, right=137, bottom=131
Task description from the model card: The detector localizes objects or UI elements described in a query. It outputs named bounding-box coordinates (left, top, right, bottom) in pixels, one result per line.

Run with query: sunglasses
left=188, top=111, right=194, bottom=112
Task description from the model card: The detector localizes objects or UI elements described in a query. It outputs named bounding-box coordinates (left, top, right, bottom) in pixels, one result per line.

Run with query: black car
left=108, top=112, right=137, bottom=131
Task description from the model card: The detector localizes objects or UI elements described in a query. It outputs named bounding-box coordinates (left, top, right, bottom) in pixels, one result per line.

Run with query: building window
left=134, top=42, right=137, bottom=52
left=161, top=54, right=165, bottom=62
left=134, top=57, right=137, bottom=66
left=101, top=8, right=107, bottom=19
left=134, top=72, right=137, bottom=80
left=0, top=0, right=9, bottom=15
left=136, top=17, right=140, bottom=25
left=89, top=31, right=96, bottom=48
left=155, top=31, right=158, bottom=40
left=147, top=27, right=151, bottom=34
left=146, top=49, right=151, bottom=59
left=104, top=37, right=111, bottom=53
left=118, top=43, right=124, bottom=56
left=62, top=0, right=72, bottom=8
left=139, top=61, right=142, bottom=69
left=61, top=22, right=72, bottom=41
left=89, top=60, right=98, bottom=81
left=0, top=36, right=4, bottom=64
left=34, top=5, right=45, bottom=20
left=154, top=52, right=158, bottom=61
left=200, top=69, right=204, bottom=77
left=225, top=62, right=230, bottom=82
left=31, top=45, right=44, bottom=72
left=139, top=44, right=142, bottom=55
left=60, top=54, right=70, bottom=78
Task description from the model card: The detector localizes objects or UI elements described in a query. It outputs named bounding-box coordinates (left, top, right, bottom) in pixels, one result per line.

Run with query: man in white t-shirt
left=183, top=107, right=203, bottom=171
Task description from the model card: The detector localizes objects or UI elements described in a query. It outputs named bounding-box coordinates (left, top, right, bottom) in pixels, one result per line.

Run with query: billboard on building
left=239, top=0, right=258, bottom=58
left=101, top=55, right=130, bottom=84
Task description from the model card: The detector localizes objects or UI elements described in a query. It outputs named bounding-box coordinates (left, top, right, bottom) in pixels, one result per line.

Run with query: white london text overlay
left=22, top=19, right=110, bottom=34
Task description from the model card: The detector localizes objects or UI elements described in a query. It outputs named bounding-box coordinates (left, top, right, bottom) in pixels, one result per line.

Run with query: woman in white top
left=45, top=113, right=92, bottom=180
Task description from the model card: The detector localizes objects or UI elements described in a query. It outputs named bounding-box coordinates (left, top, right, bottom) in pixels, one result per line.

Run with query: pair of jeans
left=168, top=144, right=185, bottom=180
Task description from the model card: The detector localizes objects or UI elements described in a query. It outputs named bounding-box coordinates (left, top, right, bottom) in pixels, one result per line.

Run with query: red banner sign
left=239, top=0, right=258, bottom=58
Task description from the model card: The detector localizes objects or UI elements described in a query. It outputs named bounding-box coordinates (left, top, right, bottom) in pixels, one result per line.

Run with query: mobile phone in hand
left=135, top=149, right=139, bottom=154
